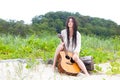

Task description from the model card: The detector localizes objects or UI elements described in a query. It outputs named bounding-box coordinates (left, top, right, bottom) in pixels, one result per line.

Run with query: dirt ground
left=0, top=59, right=120, bottom=80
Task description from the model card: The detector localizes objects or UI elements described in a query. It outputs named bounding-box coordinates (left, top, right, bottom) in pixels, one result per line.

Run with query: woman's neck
left=69, top=28, right=73, bottom=37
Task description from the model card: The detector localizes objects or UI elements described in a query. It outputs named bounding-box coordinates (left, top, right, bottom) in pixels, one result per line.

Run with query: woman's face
left=68, top=18, right=74, bottom=28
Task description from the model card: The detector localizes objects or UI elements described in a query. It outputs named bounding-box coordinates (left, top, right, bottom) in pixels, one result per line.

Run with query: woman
left=52, top=16, right=89, bottom=76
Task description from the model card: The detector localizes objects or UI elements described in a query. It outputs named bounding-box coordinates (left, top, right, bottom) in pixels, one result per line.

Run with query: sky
left=0, top=0, right=120, bottom=25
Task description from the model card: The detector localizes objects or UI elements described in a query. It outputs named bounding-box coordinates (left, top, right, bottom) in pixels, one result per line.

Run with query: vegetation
left=0, top=11, right=120, bottom=74
left=0, top=34, right=120, bottom=62
left=0, top=11, right=120, bottom=37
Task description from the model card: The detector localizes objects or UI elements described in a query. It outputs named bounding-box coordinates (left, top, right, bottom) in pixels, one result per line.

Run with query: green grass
left=81, top=35, right=120, bottom=63
left=0, top=34, right=120, bottom=62
left=0, top=34, right=59, bottom=61
left=0, top=34, right=120, bottom=74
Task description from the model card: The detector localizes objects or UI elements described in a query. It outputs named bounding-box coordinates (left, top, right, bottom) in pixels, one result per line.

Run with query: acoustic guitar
left=57, top=34, right=80, bottom=76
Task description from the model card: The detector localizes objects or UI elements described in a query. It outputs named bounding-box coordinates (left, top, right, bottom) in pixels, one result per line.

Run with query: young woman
left=52, top=16, right=89, bottom=76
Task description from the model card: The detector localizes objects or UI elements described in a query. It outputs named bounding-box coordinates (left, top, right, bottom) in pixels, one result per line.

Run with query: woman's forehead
left=69, top=18, right=73, bottom=21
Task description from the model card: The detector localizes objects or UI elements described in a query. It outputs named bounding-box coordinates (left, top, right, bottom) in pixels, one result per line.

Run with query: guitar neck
left=63, top=43, right=67, bottom=52
left=58, top=34, right=67, bottom=53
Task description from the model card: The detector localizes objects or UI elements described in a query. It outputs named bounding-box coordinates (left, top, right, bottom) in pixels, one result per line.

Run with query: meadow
left=0, top=34, right=120, bottom=74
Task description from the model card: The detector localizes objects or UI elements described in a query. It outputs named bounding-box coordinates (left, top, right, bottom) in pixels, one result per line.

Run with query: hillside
left=0, top=11, right=120, bottom=37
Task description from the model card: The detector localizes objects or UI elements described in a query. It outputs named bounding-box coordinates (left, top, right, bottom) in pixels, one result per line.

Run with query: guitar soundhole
left=65, top=55, right=70, bottom=59
left=70, top=58, right=75, bottom=63
left=65, top=55, right=75, bottom=63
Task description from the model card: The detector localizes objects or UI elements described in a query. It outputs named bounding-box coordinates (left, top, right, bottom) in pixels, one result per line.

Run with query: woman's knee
left=57, top=44, right=63, bottom=51
left=72, top=54, right=79, bottom=62
left=55, top=45, right=63, bottom=55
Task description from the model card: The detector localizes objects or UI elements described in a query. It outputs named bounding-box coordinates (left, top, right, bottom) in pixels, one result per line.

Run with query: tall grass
left=0, top=34, right=120, bottom=64
left=81, top=35, right=120, bottom=63
left=0, top=34, right=59, bottom=61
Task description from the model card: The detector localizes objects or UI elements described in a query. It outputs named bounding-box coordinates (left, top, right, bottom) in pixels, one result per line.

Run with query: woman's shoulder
left=77, top=31, right=81, bottom=35
left=77, top=31, right=81, bottom=37
left=61, top=29, right=66, bottom=34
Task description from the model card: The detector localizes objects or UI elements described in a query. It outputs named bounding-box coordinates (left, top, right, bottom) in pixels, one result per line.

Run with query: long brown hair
left=66, top=16, right=78, bottom=48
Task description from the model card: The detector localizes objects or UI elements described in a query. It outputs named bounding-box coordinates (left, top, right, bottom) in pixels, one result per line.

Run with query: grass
left=106, top=61, right=120, bottom=74
left=0, top=33, right=120, bottom=74
left=0, top=34, right=59, bottom=61
left=81, top=35, right=120, bottom=63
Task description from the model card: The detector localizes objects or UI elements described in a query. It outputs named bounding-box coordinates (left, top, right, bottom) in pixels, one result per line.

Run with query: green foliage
left=26, top=58, right=39, bottom=69
left=0, top=33, right=120, bottom=74
left=106, top=61, right=120, bottom=74
left=1, top=11, right=120, bottom=37
left=0, top=34, right=59, bottom=61
left=0, top=34, right=120, bottom=63
left=1, top=11, right=120, bottom=75
left=110, top=61, right=120, bottom=74
left=80, top=35, right=120, bottom=63
left=95, top=65, right=102, bottom=72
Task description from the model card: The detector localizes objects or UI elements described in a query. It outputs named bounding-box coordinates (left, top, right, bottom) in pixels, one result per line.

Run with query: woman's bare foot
left=52, top=65, right=55, bottom=72
left=85, top=73, right=90, bottom=76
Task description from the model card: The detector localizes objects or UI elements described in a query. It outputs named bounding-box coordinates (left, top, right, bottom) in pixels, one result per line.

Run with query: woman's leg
left=72, top=53, right=89, bottom=76
left=52, top=43, right=64, bottom=70
left=52, top=47, right=60, bottom=69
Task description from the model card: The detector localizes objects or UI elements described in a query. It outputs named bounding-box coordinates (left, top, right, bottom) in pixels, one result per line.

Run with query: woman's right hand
left=58, top=42, right=64, bottom=51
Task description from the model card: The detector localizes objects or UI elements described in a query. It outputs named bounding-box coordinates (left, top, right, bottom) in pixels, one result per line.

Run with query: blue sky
left=0, top=0, right=120, bottom=25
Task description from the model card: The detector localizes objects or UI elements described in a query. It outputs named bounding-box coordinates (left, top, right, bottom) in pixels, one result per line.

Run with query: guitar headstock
left=58, top=34, right=63, bottom=40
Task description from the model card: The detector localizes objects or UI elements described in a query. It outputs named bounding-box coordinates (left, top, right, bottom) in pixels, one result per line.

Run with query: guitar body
left=57, top=51, right=81, bottom=76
